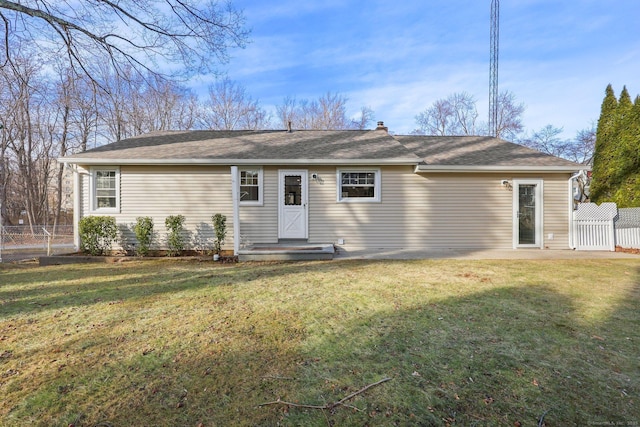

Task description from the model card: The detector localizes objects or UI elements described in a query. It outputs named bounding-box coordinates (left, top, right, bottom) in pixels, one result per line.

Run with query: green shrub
left=133, top=217, right=154, bottom=256
left=212, top=213, right=227, bottom=254
left=78, top=216, right=118, bottom=256
left=165, top=215, right=186, bottom=256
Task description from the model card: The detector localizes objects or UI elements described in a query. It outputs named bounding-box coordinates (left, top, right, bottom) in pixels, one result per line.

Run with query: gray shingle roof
left=64, top=129, right=420, bottom=164
left=394, top=135, right=582, bottom=168
left=61, top=129, right=584, bottom=170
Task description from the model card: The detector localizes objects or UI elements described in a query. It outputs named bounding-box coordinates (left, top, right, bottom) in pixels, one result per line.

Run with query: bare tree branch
left=259, top=378, right=392, bottom=411
left=0, top=0, right=249, bottom=82
left=200, top=77, right=268, bottom=130
left=415, top=92, right=478, bottom=136
left=494, top=90, right=525, bottom=140
left=276, top=92, right=367, bottom=130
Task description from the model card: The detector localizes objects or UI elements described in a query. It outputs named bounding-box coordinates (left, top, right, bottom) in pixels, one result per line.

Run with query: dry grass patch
left=1, top=258, right=639, bottom=426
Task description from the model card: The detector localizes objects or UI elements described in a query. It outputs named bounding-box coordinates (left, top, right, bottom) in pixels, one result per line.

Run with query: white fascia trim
left=414, top=165, right=585, bottom=173
left=61, top=158, right=420, bottom=166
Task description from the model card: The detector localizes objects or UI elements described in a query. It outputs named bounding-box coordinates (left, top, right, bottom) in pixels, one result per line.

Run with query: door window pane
left=518, top=184, right=536, bottom=245
left=284, top=175, right=302, bottom=205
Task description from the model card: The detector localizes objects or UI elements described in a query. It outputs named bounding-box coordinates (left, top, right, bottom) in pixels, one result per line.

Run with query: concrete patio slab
left=334, top=248, right=640, bottom=260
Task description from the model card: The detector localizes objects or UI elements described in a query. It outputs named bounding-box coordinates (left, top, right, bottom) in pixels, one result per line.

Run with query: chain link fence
left=1, top=225, right=75, bottom=261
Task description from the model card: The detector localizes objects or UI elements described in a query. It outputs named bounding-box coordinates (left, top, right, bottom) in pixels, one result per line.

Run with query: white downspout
left=568, top=170, right=584, bottom=250
left=231, top=166, right=240, bottom=256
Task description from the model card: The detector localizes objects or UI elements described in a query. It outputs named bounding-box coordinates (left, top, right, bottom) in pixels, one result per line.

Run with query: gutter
left=414, top=165, right=585, bottom=173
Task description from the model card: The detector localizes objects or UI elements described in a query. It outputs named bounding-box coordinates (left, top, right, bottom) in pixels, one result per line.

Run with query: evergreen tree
left=609, top=87, right=634, bottom=190
left=590, top=84, right=619, bottom=202
left=612, top=94, right=640, bottom=207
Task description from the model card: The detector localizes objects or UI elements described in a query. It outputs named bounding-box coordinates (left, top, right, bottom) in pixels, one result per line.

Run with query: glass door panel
left=284, top=175, right=302, bottom=206
left=518, top=184, right=536, bottom=245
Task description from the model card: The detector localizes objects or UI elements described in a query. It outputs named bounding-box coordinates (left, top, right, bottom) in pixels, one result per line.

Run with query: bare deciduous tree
left=200, top=78, right=269, bottom=130
left=518, top=124, right=567, bottom=158
left=494, top=90, right=525, bottom=140
left=414, top=92, right=478, bottom=136
left=519, top=123, right=596, bottom=165
left=52, top=70, right=73, bottom=229
left=415, top=90, right=524, bottom=140
left=0, top=56, right=54, bottom=226
left=0, top=0, right=249, bottom=83
left=276, top=96, right=298, bottom=130
left=351, top=106, right=375, bottom=130
left=66, top=75, right=99, bottom=153
left=276, top=92, right=371, bottom=130
left=97, top=66, right=198, bottom=141
left=569, top=124, right=596, bottom=165
left=143, top=77, right=200, bottom=132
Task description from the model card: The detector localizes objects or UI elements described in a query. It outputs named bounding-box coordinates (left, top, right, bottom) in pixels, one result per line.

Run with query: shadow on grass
left=0, top=260, right=347, bottom=317
left=277, top=283, right=640, bottom=426
left=2, top=261, right=639, bottom=426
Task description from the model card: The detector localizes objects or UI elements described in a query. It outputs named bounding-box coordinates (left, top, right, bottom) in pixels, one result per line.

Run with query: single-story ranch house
left=61, top=122, right=586, bottom=259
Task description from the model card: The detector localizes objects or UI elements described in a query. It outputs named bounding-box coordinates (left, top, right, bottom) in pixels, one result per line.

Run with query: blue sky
left=191, top=0, right=639, bottom=138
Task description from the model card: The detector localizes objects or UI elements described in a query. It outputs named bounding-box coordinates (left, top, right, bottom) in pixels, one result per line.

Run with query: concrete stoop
left=238, top=243, right=335, bottom=261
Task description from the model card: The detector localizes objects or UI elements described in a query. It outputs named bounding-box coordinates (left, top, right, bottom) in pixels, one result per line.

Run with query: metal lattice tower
left=489, top=0, right=499, bottom=137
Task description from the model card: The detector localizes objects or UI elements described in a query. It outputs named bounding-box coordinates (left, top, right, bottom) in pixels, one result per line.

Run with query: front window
left=337, top=169, right=381, bottom=202
left=91, top=167, right=120, bottom=212
left=240, top=168, right=263, bottom=205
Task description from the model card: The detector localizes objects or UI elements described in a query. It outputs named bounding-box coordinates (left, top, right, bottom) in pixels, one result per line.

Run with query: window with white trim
left=91, top=167, right=120, bottom=212
left=337, top=169, right=381, bottom=202
left=240, top=168, right=263, bottom=205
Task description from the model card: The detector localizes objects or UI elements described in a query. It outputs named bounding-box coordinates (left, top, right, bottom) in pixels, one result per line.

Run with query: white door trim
left=513, top=179, right=544, bottom=249
left=278, top=170, right=308, bottom=239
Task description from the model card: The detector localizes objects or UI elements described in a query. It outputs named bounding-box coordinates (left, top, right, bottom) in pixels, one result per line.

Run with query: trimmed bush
left=165, top=215, right=186, bottom=256
left=79, top=216, right=117, bottom=256
left=133, top=217, right=154, bottom=256
left=212, top=213, right=227, bottom=254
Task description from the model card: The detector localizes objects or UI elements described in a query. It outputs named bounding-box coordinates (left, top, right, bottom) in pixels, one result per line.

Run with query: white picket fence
left=573, top=203, right=640, bottom=251
left=614, top=207, right=640, bottom=249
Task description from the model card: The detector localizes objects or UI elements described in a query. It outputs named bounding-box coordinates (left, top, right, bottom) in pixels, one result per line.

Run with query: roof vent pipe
left=287, top=121, right=292, bottom=132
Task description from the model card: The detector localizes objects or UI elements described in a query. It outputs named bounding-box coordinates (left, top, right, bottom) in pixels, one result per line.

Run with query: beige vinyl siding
left=542, top=174, right=572, bottom=249
left=78, top=165, right=233, bottom=251
left=305, top=167, right=571, bottom=250
left=307, top=167, right=514, bottom=249
left=239, top=167, right=278, bottom=245
left=75, top=163, right=573, bottom=252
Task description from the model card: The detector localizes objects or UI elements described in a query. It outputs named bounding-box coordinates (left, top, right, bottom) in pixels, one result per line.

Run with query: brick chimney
left=375, top=121, right=388, bottom=132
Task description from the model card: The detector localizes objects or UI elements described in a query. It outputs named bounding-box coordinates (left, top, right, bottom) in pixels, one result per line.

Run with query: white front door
left=513, top=179, right=543, bottom=248
left=278, top=170, right=308, bottom=239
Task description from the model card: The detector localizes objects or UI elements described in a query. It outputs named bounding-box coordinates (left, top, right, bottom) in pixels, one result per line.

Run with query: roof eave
left=414, top=165, right=589, bottom=173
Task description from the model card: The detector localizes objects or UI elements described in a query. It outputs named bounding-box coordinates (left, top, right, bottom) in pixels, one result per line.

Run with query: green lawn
left=1, top=258, right=639, bottom=426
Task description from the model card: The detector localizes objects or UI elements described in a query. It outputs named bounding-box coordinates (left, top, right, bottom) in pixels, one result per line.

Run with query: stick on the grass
left=538, top=409, right=551, bottom=427
left=259, top=377, right=392, bottom=410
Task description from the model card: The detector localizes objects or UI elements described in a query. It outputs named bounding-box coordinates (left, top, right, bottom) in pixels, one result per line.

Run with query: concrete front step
left=238, top=243, right=335, bottom=261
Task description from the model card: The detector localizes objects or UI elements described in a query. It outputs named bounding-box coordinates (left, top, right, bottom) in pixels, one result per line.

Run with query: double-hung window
left=337, top=169, right=381, bottom=202
left=239, top=168, right=263, bottom=205
left=91, top=167, right=120, bottom=213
